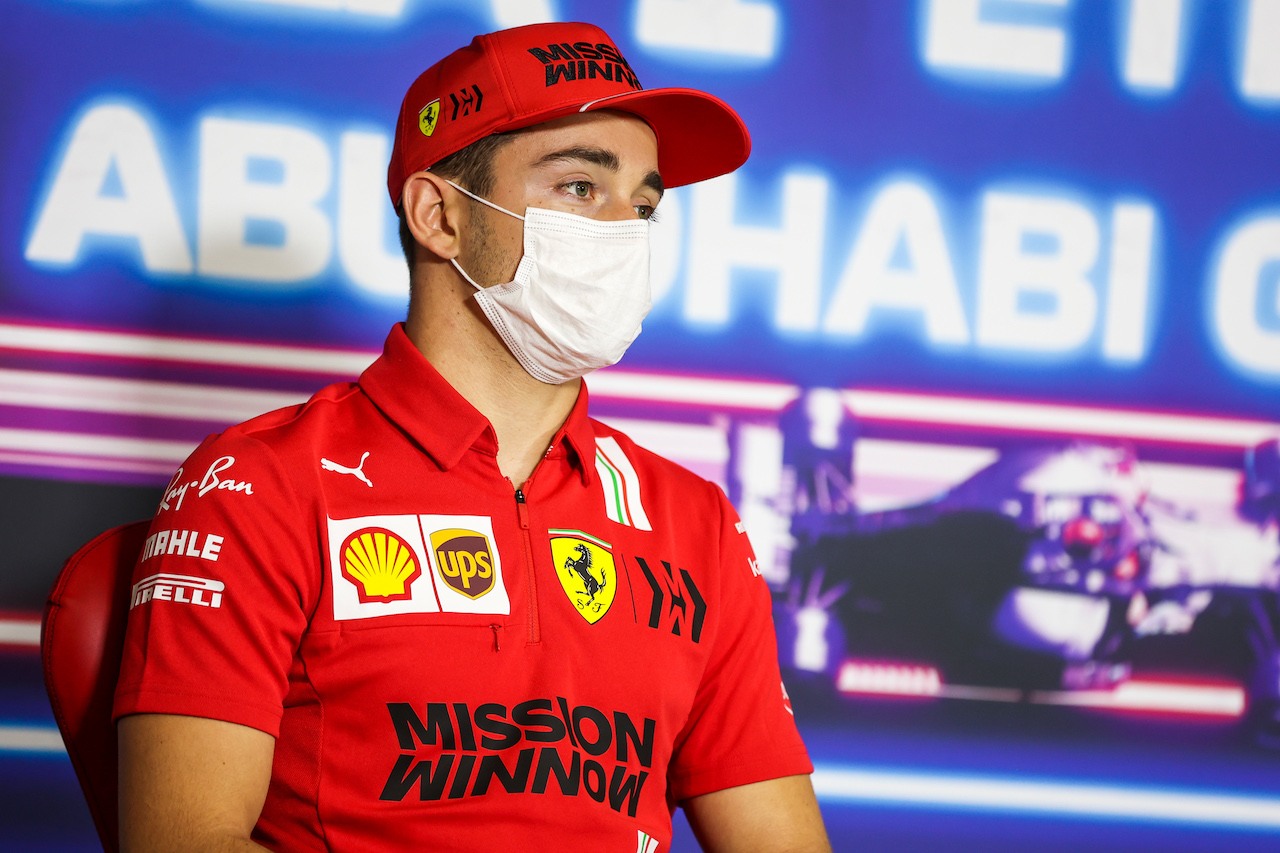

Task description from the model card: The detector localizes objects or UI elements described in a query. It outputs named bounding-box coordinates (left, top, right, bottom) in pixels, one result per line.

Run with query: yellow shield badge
left=549, top=529, right=616, bottom=624
left=418, top=99, right=441, bottom=136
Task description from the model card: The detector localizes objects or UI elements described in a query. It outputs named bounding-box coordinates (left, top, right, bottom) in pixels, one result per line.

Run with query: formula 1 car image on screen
left=757, top=391, right=1280, bottom=744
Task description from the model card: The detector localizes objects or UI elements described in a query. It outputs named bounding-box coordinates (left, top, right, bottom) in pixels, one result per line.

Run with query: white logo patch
left=321, top=451, right=373, bottom=487
left=130, top=573, right=224, bottom=610
left=326, top=514, right=509, bottom=621
left=636, top=830, right=659, bottom=853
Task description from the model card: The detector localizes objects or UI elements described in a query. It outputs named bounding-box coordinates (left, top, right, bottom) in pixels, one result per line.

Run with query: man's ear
left=402, top=171, right=466, bottom=260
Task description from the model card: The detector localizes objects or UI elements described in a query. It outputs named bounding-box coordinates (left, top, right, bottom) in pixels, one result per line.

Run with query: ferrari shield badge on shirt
left=549, top=529, right=616, bottom=624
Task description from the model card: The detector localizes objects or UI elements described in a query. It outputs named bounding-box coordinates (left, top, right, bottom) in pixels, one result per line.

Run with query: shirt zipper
left=514, top=487, right=541, bottom=644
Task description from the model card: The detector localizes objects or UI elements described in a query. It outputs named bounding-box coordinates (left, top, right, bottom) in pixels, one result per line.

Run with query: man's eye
left=634, top=204, right=656, bottom=220
left=566, top=180, right=592, bottom=198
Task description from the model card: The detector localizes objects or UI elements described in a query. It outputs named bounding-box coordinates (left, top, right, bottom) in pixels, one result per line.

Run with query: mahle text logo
left=549, top=529, right=616, bottom=624
left=431, top=528, right=495, bottom=599
left=341, top=527, right=422, bottom=603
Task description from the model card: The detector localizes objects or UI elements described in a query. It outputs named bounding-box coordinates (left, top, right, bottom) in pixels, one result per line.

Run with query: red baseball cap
left=387, top=21, right=751, bottom=206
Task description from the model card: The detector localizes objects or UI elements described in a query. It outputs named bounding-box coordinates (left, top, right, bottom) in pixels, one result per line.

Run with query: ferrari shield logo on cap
left=419, top=99, right=440, bottom=136
left=549, top=529, right=616, bottom=624
left=340, top=527, right=422, bottom=603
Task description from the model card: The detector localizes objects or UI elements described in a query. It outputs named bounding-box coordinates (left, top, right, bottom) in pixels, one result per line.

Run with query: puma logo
left=321, top=451, right=373, bottom=488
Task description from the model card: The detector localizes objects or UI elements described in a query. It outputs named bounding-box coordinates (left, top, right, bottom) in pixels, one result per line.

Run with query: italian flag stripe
left=547, top=528, right=612, bottom=550
left=595, top=449, right=630, bottom=525
left=595, top=436, right=652, bottom=531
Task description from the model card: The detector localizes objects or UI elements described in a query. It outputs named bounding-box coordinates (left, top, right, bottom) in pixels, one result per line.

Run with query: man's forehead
left=502, top=112, right=660, bottom=176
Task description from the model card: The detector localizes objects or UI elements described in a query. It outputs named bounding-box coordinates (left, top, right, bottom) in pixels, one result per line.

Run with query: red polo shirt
left=115, top=324, right=811, bottom=851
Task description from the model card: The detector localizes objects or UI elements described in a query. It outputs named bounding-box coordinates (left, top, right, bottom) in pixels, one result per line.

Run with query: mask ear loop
left=449, top=258, right=485, bottom=291
left=443, top=178, right=525, bottom=221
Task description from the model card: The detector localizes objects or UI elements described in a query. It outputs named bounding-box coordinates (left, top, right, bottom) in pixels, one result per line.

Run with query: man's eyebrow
left=534, top=146, right=665, bottom=199
left=642, top=169, right=664, bottom=200
left=535, top=146, right=621, bottom=171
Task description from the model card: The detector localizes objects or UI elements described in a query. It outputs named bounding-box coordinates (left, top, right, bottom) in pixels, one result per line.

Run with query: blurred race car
left=761, top=391, right=1280, bottom=741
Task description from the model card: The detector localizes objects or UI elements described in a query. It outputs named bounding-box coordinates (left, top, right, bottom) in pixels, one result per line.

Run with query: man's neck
left=404, top=274, right=581, bottom=491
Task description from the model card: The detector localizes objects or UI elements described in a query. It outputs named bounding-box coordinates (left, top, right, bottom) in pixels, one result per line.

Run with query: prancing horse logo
left=565, top=544, right=605, bottom=604
left=321, top=452, right=373, bottom=488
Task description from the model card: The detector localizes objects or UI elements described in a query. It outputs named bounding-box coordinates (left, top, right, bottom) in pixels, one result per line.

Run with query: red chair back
left=41, top=520, right=150, bottom=853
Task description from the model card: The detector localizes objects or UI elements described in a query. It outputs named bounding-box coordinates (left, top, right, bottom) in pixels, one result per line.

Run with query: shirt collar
left=359, top=324, right=597, bottom=484
left=555, top=382, right=598, bottom=487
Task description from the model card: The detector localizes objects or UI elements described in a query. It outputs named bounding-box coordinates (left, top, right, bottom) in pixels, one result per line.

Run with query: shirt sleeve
left=113, top=431, right=318, bottom=738
left=666, top=483, right=813, bottom=801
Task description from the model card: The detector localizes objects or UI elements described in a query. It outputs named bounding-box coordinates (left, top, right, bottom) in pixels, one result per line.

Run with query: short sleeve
left=113, top=431, right=318, bottom=738
left=666, top=484, right=813, bottom=801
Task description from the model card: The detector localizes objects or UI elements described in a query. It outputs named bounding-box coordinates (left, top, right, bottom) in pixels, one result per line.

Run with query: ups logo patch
left=430, top=528, right=495, bottom=599
left=549, top=529, right=616, bottom=624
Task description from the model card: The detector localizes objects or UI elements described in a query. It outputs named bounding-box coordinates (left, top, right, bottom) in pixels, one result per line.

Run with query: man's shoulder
left=174, top=380, right=366, bottom=484
left=216, top=380, right=363, bottom=449
left=155, top=380, right=370, bottom=516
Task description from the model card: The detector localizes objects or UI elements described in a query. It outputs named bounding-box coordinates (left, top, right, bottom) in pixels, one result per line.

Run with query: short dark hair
left=397, top=132, right=514, bottom=267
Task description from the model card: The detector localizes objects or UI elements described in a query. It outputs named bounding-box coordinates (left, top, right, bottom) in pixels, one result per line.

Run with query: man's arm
left=682, top=775, right=832, bottom=853
left=118, top=713, right=275, bottom=853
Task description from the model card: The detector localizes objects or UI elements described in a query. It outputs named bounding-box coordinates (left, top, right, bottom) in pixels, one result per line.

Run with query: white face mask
left=445, top=179, right=652, bottom=385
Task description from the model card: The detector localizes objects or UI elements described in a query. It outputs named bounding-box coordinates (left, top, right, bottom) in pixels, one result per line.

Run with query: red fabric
left=44, top=519, right=152, bottom=853
left=114, top=324, right=810, bottom=851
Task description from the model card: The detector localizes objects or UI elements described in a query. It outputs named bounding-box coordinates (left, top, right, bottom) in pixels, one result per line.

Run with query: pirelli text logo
left=130, top=572, right=224, bottom=610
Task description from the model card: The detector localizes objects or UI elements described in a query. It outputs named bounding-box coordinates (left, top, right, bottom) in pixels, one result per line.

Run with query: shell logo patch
left=340, top=527, right=421, bottom=603
left=419, top=99, right=440, bottom=136
left=430, top=528, right=495, bottom=599
left=549, top=529, right=616, bottom=624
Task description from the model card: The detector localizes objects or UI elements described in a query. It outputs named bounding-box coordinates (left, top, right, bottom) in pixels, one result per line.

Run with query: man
left=115, top=21, right=829, bottom=852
